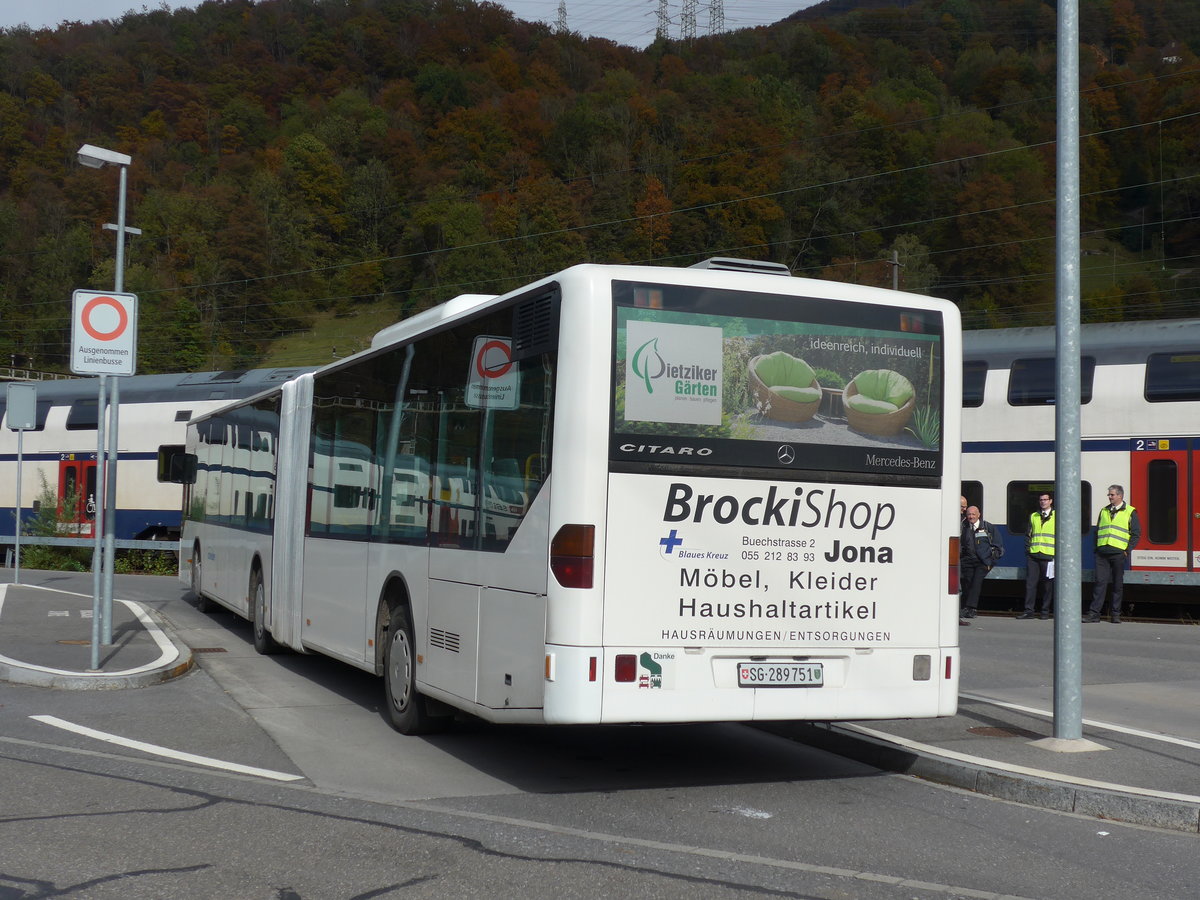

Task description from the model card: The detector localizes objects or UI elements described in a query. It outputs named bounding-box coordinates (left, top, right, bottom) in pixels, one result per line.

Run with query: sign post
left=71, top=289, right=137, bottom=666
left=5, top=382, right=37, bottom=585
left=75, top=142, right=138, bottom=663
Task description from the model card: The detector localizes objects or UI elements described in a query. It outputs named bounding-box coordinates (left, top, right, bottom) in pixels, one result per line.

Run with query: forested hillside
left=1, top=0, right=1197, bottom=372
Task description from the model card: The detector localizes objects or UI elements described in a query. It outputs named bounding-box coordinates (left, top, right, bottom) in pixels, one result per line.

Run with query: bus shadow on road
left=197, top=608, right=889, bottom=795
left=422, top=720, right=883, bottom=794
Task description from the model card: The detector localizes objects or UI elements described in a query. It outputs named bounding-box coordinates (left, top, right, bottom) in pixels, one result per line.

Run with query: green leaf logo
left=631, top=337, right=665, bottom=394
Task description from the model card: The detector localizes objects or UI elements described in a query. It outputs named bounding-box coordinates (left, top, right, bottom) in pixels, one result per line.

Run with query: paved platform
left=773, top=612, right=1200, bottom=833
left=0, top=578, right=1196, bottom=832
left=770, top=691, right=1200, bottom=833
left=0, top=582, right=193, bottom=689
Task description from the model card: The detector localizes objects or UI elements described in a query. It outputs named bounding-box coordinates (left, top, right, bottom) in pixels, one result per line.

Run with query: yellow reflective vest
left=1097, top=504, right=1136, bottom=551
left=1028, top=511, right=1055, bottom=558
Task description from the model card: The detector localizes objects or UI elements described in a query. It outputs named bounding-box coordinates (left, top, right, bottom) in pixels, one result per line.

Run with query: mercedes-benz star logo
left=777, top=444, right=795, bottom=465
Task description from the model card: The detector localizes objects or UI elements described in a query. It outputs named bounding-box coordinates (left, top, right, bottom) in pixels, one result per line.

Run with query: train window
left=961, top=481, right=983, bottom=513
left=1007, top=357, right=1096, bottom=405
left=1144, top=353, right=1200, bottom=402
left=1005, top=481, right=1092, bottom=536
left=65, top=399, right=100, bottom=430
left=963, top=362, right=987, bottom=407
left=1146, top=460, right=1178, bottom=544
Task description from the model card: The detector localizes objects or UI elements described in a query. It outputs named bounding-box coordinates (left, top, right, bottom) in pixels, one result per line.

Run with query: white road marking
left=30, top=714, right=304, bottom=782
left=960, top=691, right=1200, bottom=752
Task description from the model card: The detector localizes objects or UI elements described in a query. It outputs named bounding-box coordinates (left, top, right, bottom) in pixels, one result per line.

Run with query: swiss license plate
left=737, top=661, right=824, bottom=688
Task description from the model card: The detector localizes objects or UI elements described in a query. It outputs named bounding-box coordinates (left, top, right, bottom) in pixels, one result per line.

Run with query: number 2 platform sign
left=71, top=290, right=138, bottom=376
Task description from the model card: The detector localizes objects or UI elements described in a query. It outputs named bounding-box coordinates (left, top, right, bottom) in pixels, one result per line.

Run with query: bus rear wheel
left=251, top=569, right=279, bottom=655
left=383, top=605, right=445, bottom=735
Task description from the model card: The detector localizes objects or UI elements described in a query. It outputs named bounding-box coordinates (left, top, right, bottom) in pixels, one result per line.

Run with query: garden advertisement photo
left=611, top=282, right=945, bottom=478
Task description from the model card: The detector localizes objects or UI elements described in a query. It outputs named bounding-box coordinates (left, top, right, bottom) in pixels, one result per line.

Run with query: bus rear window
left=611, top=281, right=945, bottom=479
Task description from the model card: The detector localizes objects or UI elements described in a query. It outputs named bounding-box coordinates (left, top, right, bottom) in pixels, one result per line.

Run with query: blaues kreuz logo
left=659, top=529, right=684, bottom=558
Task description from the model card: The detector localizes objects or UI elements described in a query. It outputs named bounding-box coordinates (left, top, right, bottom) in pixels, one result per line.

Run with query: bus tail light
left=551, top=524, right=594, bottom=588
left=614, top=654, right=636, bottom=682
left=946, top=655, right=953, bottom=679
left=948, top=536, right=960, bottom=594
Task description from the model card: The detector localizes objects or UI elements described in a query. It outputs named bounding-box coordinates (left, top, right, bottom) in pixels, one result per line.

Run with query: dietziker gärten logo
left=632, top=337, right=665, bottom=394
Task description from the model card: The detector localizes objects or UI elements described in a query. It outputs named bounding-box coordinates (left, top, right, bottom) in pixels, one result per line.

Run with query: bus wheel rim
left=389, top=629, right=412, bottom=712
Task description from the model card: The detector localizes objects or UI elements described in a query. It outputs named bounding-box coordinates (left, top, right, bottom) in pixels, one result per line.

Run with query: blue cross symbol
left=659, top=529, right=683, bottom=554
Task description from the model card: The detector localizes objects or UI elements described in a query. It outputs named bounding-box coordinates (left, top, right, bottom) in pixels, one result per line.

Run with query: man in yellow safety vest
left=1019, top=492, right=1055, bottom=619
left=1084, top=484, right=1141, bottom=623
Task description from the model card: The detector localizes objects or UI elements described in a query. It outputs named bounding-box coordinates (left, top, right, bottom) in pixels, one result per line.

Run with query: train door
left=1129, top=440, right=1192, bottom=573
left=57, top=457, right=98, bottom=537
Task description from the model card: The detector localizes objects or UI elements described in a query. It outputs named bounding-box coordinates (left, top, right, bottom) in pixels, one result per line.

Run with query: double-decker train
left=962, top=318, right=1200, bottom=597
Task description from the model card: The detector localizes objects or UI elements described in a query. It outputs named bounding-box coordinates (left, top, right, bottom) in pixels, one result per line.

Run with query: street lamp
left=77, top=143, right=137, bottom=660
left=77, top=143, right=132, bottom=169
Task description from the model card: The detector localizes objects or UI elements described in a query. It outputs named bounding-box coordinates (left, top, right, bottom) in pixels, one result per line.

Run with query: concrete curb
left=775, top=722, right=1200, bottom=834
left=0, top=654, right=195, bottom=690
left=0, top=604, right=195, bottom=691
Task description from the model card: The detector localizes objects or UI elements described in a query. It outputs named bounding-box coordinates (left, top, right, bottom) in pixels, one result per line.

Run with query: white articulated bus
left=180, top=258, right=962, bottom=733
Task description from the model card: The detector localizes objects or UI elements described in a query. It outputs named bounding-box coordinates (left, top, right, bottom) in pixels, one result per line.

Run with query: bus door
left=57, top=456, right=97, bottom=537
left=1129, top=439, right=1192, bottom=573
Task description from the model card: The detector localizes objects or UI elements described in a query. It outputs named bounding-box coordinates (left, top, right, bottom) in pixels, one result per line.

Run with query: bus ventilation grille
left=429, top=628, right=461, bottom=653
left=511, top=291, right=558, bottom=361
left=688, top=257, right=791, bottom=276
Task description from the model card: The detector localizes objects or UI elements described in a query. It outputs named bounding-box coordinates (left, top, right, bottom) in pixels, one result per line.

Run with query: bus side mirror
left=157, top=445, right=196, bottom=484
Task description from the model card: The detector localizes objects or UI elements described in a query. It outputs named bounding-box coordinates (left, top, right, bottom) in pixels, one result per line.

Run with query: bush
left=812, top=367, right=847, bottom=389
left=115, top=549, right=178, bottom=576
left=21, top=474, right=92, bottom=571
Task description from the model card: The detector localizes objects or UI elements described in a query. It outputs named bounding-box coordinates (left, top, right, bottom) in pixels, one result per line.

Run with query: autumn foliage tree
left=0, top=0, right=1196, bottom=372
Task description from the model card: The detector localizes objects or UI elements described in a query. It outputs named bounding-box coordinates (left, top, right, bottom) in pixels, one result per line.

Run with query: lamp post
left=77, top=143, right=139, bottom=657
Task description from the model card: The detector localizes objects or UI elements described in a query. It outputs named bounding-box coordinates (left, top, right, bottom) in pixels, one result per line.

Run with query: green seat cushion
left=845, top=394, right=900, bottom=415
left=851, top=369, right=914, bottom=407
left=753, top=351, right=815, bottom=389
left=769, top=385, right=821, bottom=403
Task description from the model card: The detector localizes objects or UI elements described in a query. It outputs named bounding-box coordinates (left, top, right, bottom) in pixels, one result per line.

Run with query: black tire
left=251, top=568, right=280, bottom=655
left=383, top=603, right=445, bottom=735
left=190, top=546, right=211, bottom=613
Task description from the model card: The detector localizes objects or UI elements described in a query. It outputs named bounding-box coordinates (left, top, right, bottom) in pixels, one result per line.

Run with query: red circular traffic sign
left=80, top=295, right=129, bottom=341
left=475, top=340, right=513, bottom=379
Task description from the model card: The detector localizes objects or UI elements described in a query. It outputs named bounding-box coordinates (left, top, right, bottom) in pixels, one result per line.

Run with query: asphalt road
left=1, top=571, right=1197, bottom=899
